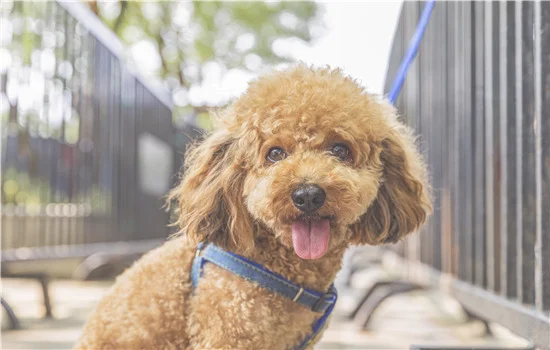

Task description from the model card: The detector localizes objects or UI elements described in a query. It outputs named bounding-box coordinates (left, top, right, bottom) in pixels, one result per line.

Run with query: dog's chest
left=186, top=264, right=320, bottom=350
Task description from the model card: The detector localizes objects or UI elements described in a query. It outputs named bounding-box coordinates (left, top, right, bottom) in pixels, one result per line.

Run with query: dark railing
left=1, top=1, right=179, bottom=264
left=385, top=1, right=549, bottom=348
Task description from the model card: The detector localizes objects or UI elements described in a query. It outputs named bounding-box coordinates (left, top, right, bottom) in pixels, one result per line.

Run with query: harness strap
left=190, top=242, right=337, bottom=349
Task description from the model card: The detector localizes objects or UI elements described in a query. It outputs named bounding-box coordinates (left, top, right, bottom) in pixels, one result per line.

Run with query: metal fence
left=1, top=1, right=180, bottom=265
left=385, top=1, right=550, bottom=348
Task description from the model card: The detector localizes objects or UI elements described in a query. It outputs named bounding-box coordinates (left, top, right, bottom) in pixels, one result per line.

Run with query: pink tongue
left=291, top=219, right=331, bottom=259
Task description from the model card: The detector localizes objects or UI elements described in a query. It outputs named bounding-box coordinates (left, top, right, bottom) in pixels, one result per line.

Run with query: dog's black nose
left=292, top=184, right=326, bottom=213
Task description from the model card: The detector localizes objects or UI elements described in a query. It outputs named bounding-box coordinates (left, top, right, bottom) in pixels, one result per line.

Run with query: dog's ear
left=169, top=128, right=255, bottom=252
left=350, top=115, right=431, bottom=245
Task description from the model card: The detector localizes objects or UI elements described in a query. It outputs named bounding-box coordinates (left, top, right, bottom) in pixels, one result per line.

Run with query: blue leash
left=387, top=0, right=436, bottom=104
left=191, top=242, right=337, bottom=350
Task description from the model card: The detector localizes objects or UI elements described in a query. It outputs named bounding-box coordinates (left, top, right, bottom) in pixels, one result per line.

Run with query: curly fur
left=75, top=65, right=431, bottom=350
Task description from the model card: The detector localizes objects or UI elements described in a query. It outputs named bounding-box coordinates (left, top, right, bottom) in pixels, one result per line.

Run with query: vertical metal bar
left=416, top=0, right=424, bottom=266
left=446, top=0, right=455, bottom=275
left=403, top=1, right=421, bottom=264
left=455, top=1, right=465, bottom=280
left=125, top=74, right=137, bottom=242
left=111, top=55, right=120, bottom=242
left=515, top=0, right=524, bottom=303
left=85, top=35, right=97, bottom=245
left=135, top=83, right=144, bottom=240
left=499, top=0, right=509, bottom=298
left=120, top=67, right=127, bottom=241
left=540, top=1, right=550, bottom=313
left=484, top=1, right=496, bottom=292
left=463, top=1, right=474, bottom=285
left=418, top=1, right=429, bottom=268
left=432, top=1, right=444, bottom=273
left=106, top=49, right=115, bottom=242
left=504, top=0, right=518, bottom=300
left=474, top=1, right=487, bottom=288
left=426, top=0, right=435, bottom=269
left=520, top=0, right=536, bottom=307
left=75, top=21, right=85, bottom=247
left=95, top=40, right=107, bottom=244
left=491, top=1, right=502, bottom=294
left=533, top=0, right=543, bottom=312
left=450, top=1, right=461, bottom=276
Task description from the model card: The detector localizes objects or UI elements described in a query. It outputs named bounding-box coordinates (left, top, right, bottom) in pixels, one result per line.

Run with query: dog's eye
left=267, top=147, right=287, bottom=163
left=331, top=144, right=351, bottom=161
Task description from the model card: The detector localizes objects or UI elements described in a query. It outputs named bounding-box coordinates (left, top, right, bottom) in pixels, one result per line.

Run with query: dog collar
left=190, top=242, right=337, bottom=349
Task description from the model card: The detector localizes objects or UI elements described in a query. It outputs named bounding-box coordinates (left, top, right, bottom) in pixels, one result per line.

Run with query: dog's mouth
left=291, top=214, right=333, bottom=260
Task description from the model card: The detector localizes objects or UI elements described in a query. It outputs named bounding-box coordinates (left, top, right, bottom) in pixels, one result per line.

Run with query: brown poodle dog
left=75, top=65, right=431, bottom=350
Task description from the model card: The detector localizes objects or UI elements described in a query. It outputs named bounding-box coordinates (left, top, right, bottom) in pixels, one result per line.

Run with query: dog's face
left=171, top=66, right=431, bottom=259
left=240, top=82, right=387, bottom=259
left=243, top=124, right=380, bottom=259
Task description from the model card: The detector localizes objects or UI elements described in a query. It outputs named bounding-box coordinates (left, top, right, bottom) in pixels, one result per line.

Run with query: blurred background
left=1, top=1, right=547, bottom=349
left=0, top=0, right=401, bottom=260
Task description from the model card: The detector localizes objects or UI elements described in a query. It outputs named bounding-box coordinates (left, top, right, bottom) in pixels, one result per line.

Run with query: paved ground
left=1, top=270, right=529, bottom=350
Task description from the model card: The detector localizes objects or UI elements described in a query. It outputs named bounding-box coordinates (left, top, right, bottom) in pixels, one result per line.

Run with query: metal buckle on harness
left=311, top=290, right=337, bottom=313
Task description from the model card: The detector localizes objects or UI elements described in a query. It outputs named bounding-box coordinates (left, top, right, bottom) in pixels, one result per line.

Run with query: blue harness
left=190, top=242, right=337, bottom=350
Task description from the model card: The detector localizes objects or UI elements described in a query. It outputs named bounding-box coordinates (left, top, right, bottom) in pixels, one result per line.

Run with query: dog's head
left=170, top=66, right=431, bottom=259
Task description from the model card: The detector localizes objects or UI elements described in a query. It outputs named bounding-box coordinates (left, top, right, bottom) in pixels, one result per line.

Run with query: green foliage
left=92, top=1, right=321, bottom=111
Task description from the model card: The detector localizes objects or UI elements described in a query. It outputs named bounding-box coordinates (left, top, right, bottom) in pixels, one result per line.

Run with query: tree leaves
left=90, top=0, right=321, bottom=115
